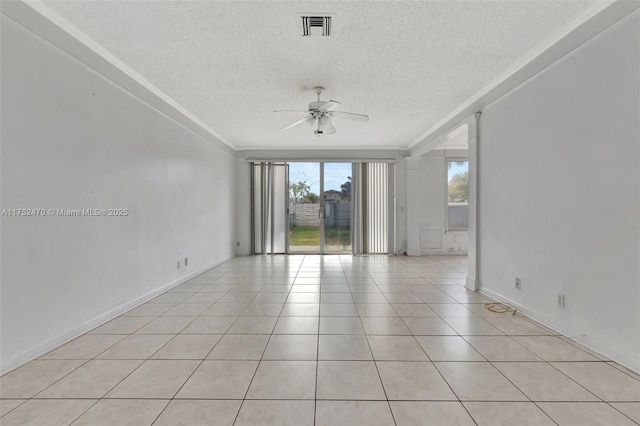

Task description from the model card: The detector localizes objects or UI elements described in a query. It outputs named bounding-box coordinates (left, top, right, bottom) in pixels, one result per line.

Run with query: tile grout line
left=146, top=269, right=239, bottom=425
left=313, top=255, right=322, bottom=426
left=232, top=255, right=302, bottom=426
left=389, top=257, right=486, bottom=424
left=355, top=258, right=398, bottom=426
left=23, top=270, right=231, bottom=424
left=5, top=255, right=640, bottom=425
left=385, top=286, right=481, bottom=426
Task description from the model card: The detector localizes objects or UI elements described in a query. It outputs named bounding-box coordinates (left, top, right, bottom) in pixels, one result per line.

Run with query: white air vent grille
left=302, top=16, right=331, bottom=36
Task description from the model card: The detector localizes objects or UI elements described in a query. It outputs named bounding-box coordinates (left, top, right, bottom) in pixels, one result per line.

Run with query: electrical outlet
left=558, top=294, right=565, bottom=307
left=515, top=278, right=521, bottom=290
left=236, top=241, right=240, bottom=247
left=184, top=257, right=188, bottom=267
left=177, top=260, right=181, bottom=269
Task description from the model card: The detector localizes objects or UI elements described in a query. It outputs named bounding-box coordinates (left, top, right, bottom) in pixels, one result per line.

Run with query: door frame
left=284, top=163, right=290, bottom=253
left=287, top=161, right=352, bottom=255
left=319, top=162, right=325, bottom=254
left=285, top=161, right=326, bottom=254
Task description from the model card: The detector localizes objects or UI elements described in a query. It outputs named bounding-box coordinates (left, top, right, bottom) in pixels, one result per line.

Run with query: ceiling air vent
left=301, top=16, right=331, bottom=36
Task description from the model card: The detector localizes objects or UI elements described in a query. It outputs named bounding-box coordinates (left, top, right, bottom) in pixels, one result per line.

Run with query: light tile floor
left=1, top=255, right=639, bottom=425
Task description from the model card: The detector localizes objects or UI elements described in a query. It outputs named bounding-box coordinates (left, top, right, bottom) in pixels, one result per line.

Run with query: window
left=447, top=160, right=469, bottom=231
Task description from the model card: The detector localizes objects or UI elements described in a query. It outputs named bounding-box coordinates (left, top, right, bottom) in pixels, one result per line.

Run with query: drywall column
left=235, top=158, right=251, bottom=255
left=395, top=159, right=408, bottom=254
left=405, top=158, right=422, bottom=255
left=388, top=163, right=396, bottom=254
left=466, top=114, right=479, bottom=291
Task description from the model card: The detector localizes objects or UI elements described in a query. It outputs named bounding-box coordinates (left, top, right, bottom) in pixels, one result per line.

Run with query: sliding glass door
left=288, top=162, right=321, bottom=253
left=286, top=162, right=352, bottom=254
left=322, top=163, right=352, bottom=253
left=252, top=161, right=392, bottom=255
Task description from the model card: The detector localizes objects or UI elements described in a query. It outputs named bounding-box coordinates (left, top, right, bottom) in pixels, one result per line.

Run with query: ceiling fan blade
left=282, top=115, right=313, bottom=130
left=318, top=116, right=337, bottom=134
left=330, top=111, right=369, bottom=122
left=318, top=100, right=342, bottom=112
left=274, top=110, right=311, bottom=114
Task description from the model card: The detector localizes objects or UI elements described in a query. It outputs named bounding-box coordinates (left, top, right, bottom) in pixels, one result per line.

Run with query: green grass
left=325, top=226, right=351, bottom=247
left=289, top=226, right=320, bottom=245
left=289, top=226, right=351, bottom=247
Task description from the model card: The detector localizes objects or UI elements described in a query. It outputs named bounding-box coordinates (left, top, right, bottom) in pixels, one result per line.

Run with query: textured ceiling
left=44, top=1, right=599, bottom=150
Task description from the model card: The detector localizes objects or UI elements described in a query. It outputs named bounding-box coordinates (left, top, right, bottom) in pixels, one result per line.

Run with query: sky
left=289, top=160, right=466, bottom=191
left=289, top=162, right=351, bottom=194
left=448, top=161, right=468, bottom=182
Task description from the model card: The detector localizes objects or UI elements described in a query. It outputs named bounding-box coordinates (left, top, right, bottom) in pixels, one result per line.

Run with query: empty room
left=1, top=1, right=639, bottom=425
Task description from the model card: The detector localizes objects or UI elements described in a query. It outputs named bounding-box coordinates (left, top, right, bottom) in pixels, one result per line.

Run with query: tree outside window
left=447, top=160, right=469, bottom=231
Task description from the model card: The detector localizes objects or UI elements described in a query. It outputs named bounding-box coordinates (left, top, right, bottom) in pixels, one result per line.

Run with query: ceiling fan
left=274, top=86, right=369, bottom=135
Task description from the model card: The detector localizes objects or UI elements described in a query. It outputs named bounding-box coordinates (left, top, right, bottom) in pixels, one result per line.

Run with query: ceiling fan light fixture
left=306, top=116, right=316, bottom=126
left=317, top=116, right=328, bottom=130
left=274, top=87, right=368, bottom=135
left=317, top=115, right=336, bottom=134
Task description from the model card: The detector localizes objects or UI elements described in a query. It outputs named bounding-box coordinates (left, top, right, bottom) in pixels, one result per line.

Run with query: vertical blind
left=353, top=162, right=393, bottom=255
left=251, top=162, right=287, bottom=254
left=364, top=162, right=390, bottom=254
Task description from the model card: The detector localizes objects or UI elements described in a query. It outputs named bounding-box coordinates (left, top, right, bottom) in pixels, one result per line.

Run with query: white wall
left=479, top=13, right=640, bottom=371
left=405, top=150, right=469, bottom=256
left=0, top=16, right=236, bottom=373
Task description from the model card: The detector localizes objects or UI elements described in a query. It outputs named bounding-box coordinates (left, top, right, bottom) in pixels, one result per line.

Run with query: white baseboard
left=479, top=286, right=640, bottom=374
left=0, top=258, right=231, bottom=375
left=465, top=276, right=477, bottom=291
left=406, top=250, right=468, bottom=256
